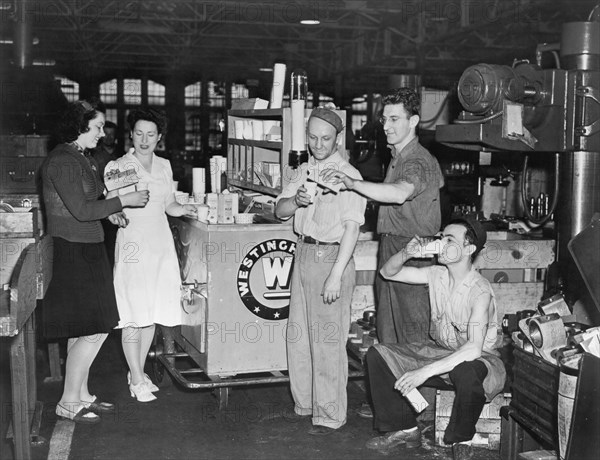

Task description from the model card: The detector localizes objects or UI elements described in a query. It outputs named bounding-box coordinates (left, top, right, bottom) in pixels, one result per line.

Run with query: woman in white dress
left=106, top=108, right=197, bottom=402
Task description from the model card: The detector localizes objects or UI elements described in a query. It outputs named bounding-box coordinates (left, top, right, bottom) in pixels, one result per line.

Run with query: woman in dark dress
left=41, top=99, right=149, bottom=423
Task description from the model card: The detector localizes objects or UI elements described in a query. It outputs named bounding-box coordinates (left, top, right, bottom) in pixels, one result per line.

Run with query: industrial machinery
left=436, top=16, right=599, bottom=317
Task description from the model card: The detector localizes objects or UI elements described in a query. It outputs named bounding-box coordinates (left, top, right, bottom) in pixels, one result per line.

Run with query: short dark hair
left=58, top=98, right=105, bottom=143
left=104, top=120, right=117, bottom=131
left=127, top=108, right=167, bottom=136
left=448, top=217, right=486, bottom=261
left=381, top=87, right=420, bottom=117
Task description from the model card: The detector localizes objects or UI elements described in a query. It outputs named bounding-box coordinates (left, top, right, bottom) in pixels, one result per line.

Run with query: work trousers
left=287, top=241, right=355, bottom=429
left=366, top=347, right=488, bottom=443
left=375, top=234, right=433, bottom=344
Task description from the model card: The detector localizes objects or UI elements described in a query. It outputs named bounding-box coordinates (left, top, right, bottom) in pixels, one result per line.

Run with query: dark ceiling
left=2, top=0, right=598, bottom=98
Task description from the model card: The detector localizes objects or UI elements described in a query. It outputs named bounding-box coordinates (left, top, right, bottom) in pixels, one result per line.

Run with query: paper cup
left=196, top=204, right=210, bottom=222
left=422, top=239, right=442, bottom=255
left=304, top=181, right=318, bottom=203
left=175, top=192, right=189, bottom=204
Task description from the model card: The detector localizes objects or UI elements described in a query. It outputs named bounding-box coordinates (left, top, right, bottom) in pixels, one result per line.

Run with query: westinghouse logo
left=237, top=239, right=295, bottom=320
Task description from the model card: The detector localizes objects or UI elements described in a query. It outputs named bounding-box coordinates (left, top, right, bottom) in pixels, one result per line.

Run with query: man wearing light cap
left=276, top=107, right=366, bottom=435
left=363, top=218, right=505, bottom=460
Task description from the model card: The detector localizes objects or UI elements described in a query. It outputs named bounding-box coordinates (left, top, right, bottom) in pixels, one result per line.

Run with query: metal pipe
left=14, top=0, right=32, bottom=68
left=556, top=151, right=600, bottom=260
left=453, top=111, right=503, bottom=124
left=560, top=22, right=600, bottom=71
left=520, top=153, right=560, bottom=226
left=536, top=43, right=560, bottom=68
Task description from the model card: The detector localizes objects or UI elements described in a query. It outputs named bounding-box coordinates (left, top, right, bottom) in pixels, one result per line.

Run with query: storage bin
left=510, top=347, right=560, bottom=445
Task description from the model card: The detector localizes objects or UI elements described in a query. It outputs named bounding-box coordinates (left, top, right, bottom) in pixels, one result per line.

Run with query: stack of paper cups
left=209, top=156, right=228, bottom=193
left=209, top=157, right=219, bottom=193
left=192, top=168, right=205, bottom=196
left=270, top=63, right=286, bottom=109
left=218, top=157, right=227, bottom=191
left=291, top=99, right=306, bottom=151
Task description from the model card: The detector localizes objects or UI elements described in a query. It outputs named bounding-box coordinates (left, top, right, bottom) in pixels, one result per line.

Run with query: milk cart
left=148, top=216, right=364, bottom=408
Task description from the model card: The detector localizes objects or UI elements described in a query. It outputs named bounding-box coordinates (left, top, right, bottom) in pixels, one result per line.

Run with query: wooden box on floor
left=435, top=389, right=512, bottom=450
left=474, top=235, right=555, bottom=317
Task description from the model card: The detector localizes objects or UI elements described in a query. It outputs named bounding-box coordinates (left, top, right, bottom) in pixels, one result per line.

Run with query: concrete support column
left=165, top=75, right=186, bottom=153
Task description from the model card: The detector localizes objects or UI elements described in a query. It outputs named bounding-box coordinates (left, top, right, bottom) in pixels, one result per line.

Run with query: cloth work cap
left=309, top=107, right=344, bottom=134
left=451, top=217, right=487, bottom=252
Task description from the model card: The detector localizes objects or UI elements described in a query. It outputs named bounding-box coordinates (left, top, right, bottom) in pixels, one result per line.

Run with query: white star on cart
left=274, top=312, right=280, bottom=318
left=254, top=307, right=260, bottom=313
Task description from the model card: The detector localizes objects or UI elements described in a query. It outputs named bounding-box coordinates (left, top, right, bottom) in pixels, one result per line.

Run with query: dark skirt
left=43, top=237, right=120, bottom=339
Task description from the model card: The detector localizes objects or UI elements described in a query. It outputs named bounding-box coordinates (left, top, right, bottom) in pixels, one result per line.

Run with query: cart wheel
left=148, top=325, right=174, bottom=388
left=215, top=387, right=229, bottom=410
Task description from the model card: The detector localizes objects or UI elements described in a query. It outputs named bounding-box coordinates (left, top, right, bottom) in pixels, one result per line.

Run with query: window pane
left=185, top=82, right=202, bottom=107
left=208, top=133, right=221, bottom=149
left=231, top=83, right=249, bottom=100
left=209, top=112, right=224, bottom=131
left=208, top=81, right=225, bottom=108
left=185, top=110, right=201, bottom=150
left=105, top=108, right=118, bottom=123
left=148, top=80, right=165, bottom=106
left=123, top=78, right=142, bottom=105
left=99, top=78, right=118, bottom=104
left=56, top=76, right=79, bottom=102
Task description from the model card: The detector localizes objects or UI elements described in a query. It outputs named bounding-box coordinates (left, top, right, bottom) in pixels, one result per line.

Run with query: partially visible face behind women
left=132, top=120, right=161, bottom=155
left=77, top=112, right=105, bottom=150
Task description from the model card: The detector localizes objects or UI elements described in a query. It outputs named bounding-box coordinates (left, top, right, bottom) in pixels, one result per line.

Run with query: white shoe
left=129, top=381, right=157, bottom=402
left=127, top=371, right=159, bottom=393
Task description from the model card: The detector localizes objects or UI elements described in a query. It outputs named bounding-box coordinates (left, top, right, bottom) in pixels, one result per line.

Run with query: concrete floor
left=1, top=330, right=502, bottom=460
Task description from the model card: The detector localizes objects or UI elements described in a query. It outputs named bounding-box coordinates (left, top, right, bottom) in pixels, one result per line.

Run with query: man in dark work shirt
left=91, top=121, right=124, bottom=182
left=322, top=87, right=444, bottom=346
left=91, top=120, right=123, bottom=265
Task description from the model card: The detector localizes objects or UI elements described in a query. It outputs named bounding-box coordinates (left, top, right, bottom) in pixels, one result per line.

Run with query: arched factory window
left=55, top=76, right=79, bottom=102
left=185, top=81, right=202, bottom=107
left=185, top=81, right=202, bottom=151
left=99, top=79, right=118, bottom=104
left=123, top=78, right=142, bottom=105
left=148, top=80, right=165, bottom=106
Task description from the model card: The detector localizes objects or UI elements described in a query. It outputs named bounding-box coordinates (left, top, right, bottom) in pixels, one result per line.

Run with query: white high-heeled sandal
left=129, top=381, right=157, bottom=402
left=127, top=371, right=159, bottom=392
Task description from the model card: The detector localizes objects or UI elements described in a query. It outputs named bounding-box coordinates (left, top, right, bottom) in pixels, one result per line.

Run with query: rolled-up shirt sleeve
left=276, top=164, right=307, bottom=203
left=398, top=158, right=430, bottom=201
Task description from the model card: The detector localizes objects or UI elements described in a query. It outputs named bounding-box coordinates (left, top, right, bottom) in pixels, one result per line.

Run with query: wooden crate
left=435, top=389, right=512, bottom=450
left=475, top=237, right=555, bottom=319
left=0, top=209, right=37, bottom=236
left=0, top=209, right=39, bottom=286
